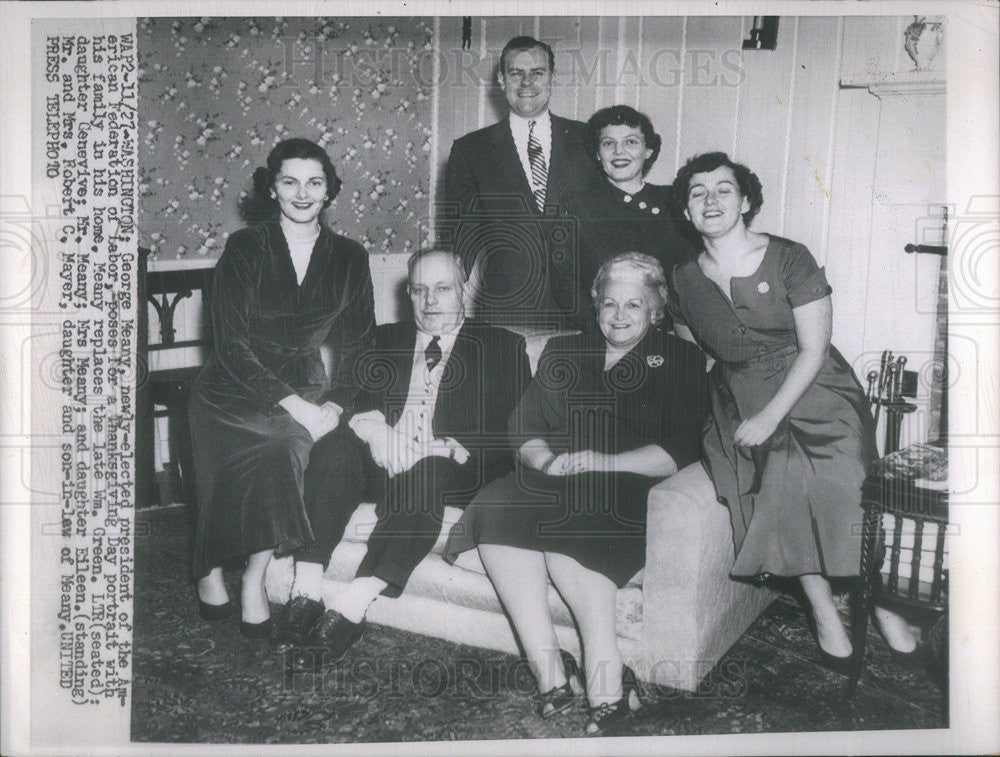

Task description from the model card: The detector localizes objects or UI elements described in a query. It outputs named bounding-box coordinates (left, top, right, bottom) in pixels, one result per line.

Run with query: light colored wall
left=828, top=17, right=945, bottom=448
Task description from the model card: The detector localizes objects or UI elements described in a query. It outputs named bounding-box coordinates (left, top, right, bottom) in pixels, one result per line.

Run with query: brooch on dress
left=757, top=281, right=770, bottom=294
left=647, top=354, right=664, bottom=367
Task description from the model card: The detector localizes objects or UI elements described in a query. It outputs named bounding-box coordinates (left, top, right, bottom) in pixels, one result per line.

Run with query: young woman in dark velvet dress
left=189, top=138, right=376, bottom=637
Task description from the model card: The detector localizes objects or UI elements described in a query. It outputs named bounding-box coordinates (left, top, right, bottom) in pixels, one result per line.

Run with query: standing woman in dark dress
left=668, top=152, right=918, bottom=666
left=554, top=105, right=691, bottom=325
left=190, top=138, right=376, bottom=637
left=445, top=253, right=707, bottom=734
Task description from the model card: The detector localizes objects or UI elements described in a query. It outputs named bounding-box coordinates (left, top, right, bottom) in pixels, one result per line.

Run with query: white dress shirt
left=509, top=110, right=552, bottom=198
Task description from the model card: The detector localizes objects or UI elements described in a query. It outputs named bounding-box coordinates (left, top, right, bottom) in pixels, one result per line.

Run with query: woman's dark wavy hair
left=587, top=105, right=662, bottom=176
left=239, top=138, right=342, bottom=223
left=672, top=151, right=763, bottom=226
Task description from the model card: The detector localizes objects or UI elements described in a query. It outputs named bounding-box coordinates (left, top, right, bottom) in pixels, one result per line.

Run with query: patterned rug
left=131, top=506, right=947, bottom=744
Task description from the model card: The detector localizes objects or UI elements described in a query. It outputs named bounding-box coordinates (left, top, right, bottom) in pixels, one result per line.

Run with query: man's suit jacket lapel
left=381, top=321, right=417, bottom=422
left=433, top=321, right=476, bottom=435
left=547, top=115, right=577, bottom=207
left=488, top=119, right=536, bottom=209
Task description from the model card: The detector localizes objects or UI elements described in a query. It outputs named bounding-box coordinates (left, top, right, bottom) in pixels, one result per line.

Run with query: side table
left=849, top=443, right=948, bottom=695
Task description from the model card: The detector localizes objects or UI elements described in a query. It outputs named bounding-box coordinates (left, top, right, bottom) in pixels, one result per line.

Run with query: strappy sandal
left=535, top=649, right=583, bottom=719
left=584, top=665, right=642, bottom=735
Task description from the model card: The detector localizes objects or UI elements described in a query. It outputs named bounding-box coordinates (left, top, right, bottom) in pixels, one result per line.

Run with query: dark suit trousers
left=298, top=426, right=382, bottom=567
left=299, top=427, right=480, bottom=598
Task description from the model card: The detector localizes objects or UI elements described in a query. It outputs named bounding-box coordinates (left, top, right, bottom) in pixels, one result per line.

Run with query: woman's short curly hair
left=590, top=252, right=669, bottom=325
left=672, top=151, right=763, bottom=226
left=240, top=138, right=342, bottom=223
left=587, top=105, right=662, bottom=176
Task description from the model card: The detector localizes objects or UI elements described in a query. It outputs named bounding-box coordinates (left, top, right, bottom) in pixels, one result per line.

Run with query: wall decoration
left=138, top=17, right=434, bottom=260
left=903, top=15, right=944, bottom=71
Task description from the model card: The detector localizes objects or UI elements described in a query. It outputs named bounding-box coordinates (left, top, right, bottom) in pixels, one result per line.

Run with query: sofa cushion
left=324, top=500, right=646, bottom=645
left=310, top=541, right=646, bottom=647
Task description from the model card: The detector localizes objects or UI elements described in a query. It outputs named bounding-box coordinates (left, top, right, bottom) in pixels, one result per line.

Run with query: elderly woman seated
left=445, top=252, right=708, bottom=734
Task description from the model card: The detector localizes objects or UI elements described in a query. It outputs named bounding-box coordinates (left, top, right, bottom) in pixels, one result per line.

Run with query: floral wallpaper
left=138, top=17, right=434, bottom=260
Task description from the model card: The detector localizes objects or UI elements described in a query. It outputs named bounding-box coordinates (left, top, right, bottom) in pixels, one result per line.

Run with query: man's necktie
left=424, top=336, right=442, bottom=372
left=527, top=120, right=548, bottom=211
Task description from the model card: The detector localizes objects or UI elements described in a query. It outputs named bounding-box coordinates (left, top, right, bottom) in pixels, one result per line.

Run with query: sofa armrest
left=640, top=461, right=779, bottom=689
left=641, top=462, right=734, bottom=680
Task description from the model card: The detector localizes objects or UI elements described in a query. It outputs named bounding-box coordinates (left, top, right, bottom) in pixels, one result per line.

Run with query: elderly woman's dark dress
left=190, top=221, right=376, bottom=578
left=444, top=326, right=708, bottom=585
left=669, top=235, right=877, bottom=578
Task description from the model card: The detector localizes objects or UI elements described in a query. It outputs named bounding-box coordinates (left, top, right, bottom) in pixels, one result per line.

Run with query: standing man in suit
left=270, top=249, right=530, bottom=658
left=444, top=35, right=602, bottom=326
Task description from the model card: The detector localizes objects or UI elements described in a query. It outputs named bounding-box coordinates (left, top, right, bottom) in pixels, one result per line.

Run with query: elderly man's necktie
left=424, top=336, right=442, bottom=372
left=527, top=120, right=547, bottom=211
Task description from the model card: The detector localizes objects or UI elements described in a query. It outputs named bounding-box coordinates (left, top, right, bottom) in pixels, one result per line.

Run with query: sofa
left=264, top=330, right=778, bottom=692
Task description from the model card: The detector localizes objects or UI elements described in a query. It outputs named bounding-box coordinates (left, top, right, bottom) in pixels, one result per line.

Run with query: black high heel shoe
left=816, top=644, right=858, bottom=676
left=197, top=596, right=233, bottom=621
left=239, top=617, right=273, bottom=640
left=534, top=650, right=584, bottom=719
left=804, top=606, right=857, bottom=676
left=872, top=611, right=926, bottom=670
left=584, top=665, right=642, bottom=735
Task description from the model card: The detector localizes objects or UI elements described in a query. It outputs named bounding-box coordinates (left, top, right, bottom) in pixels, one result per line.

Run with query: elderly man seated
left=269, top=249, right=530, bottom=659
